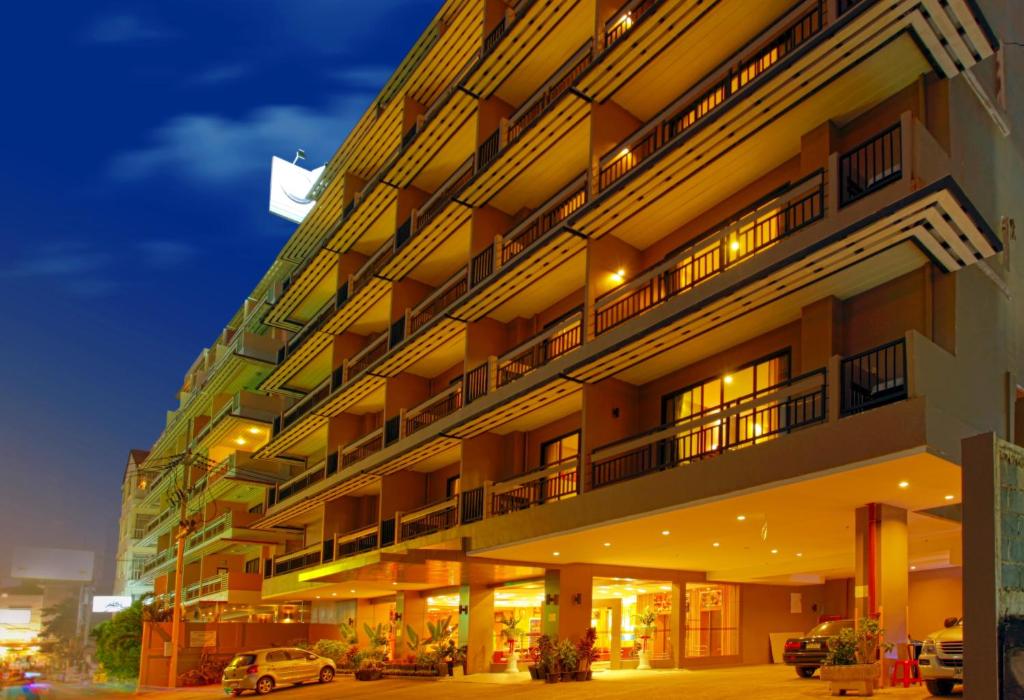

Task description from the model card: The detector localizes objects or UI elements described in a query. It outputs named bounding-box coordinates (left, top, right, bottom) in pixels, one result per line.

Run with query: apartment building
left=113, top=449, right=156, bottom=599
left=126, top=0, right=1024, bottom=689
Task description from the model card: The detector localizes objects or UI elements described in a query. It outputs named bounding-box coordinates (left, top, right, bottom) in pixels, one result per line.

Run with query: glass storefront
left=684, top=583, right=739, bottom=658
left=491, top=581, right=544, bottom=662
left=593, top=578, right=674, bottom=662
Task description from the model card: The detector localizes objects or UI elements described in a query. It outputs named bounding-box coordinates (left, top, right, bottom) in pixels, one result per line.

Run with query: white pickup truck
left=918, top=617, right=963, bottom=696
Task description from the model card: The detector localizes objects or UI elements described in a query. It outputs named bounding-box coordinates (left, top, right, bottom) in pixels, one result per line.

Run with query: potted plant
left=576, top=627, right=598, bottom=680
left=636, top=607, right=656, bottom=670
left=819, top=617, right=890, bottom=696
left=537, top=635, right=558, bottom=683
left=556, top=638, right=578, bottom=682
left=354, top=622, right=388, bottom=680
left=500, top=612, right=523, bottom=673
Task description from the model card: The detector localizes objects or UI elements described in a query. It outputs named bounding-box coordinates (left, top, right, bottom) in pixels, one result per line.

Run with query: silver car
left=222, top=647, right=336, bottom=696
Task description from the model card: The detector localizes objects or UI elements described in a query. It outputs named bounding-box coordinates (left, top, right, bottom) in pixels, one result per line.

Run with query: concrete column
left=460, top=584, right=494, bottom=674
left=542, top=565, right=594, bottom=641
left=610, top=598, right=622, bottom=670
left=800, top=296, right=843, bottom=372
left=356, top=599, right=375, bottom=646
left=395, top=591, right=425, bottom=660
left=854, top=503, right=909, bottom=666
left=671, top=581, right=685, bottom=669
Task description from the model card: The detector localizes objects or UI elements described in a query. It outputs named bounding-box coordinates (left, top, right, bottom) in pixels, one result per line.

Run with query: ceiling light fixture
left=736, top=514, right=746, bottom=521
left=723, top=375, right=734, bottom=385
left=712, top=542, right=720, bottom=548
left=603, top=542, right=611, bottom=548
left=770, top=549, right=779, bottom=555
left=552, top=551, right=560, bottom=557
left=944, top=494, right=955, bottom=501
left=661, top=530, right=670, bottom=536
left=898, top=481, right=910, bottom=489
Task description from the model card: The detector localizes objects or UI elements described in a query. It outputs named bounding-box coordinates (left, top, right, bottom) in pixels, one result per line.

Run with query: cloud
left=137, top=240, right=196, bottom=268
left=328, top=66, right=394, bottom=90
left=110, top=96, right=368, bottom=186
left=83, top=14, right=171, bottom=44
left=187, top=63, right=249, bottom=87
left=0, top=244, right=112, bottom=279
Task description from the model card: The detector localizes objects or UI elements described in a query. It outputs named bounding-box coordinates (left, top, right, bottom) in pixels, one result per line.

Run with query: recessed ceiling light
left=770, top=549, right=779, bottom=555
left=391, top=582, right=397, bottom=586
left=910, top=565, right=917, bottom=571
left=315, top=595, right=320, bottom=599
left=331, top=593, right=337, bottom=597
left=661, top=530, right=671, bottom=536
left=712, top=542, right=720, bottom=548
left=944, top=494, right=955, bottom=501
left=234, top=437, right=247, bottom=445
left=795, top=552, right=803, bottom=558
left=898, top=481, right=910, bottom=489
left=349, top=589, right=356, bottom=593
left=603, top=542, right=611, bottom=548
left=247, top=427, right=262, bottom=434
left=736, top=515, right=746, bottom=521
left=552, top=551, right=560, bottom=557
left=723, top=375, right=734, bottom=385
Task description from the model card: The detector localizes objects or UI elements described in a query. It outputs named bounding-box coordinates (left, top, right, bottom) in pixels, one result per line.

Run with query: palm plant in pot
left=500, top=612, right=523, bottom=672
left=354, top=622, right=388, bottom=680
left=425, top=616, right=455, bottom=676
left=575, top=627, right=598, bottom=680
left=820, top=617, right=891, bottom=695
left=636, top=607, right=656, bottom=670
left=537, top=635, right=558, bottom=683
left=556, top=638, right=578, bottom=682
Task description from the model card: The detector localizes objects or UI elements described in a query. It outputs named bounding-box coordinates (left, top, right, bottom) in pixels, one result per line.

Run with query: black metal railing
left=492, top=462, right=578, bottom=516
left=405, top=388, right=463, bottom=436
left=592, top=371, right=828, bottom=489
left=278, top=381, right=332, bottom=435
left=341, top=430, right=384, bottom=467
left=507, top=44, right=592, bottom=148
left=384, top=415, right=401, bottom=446
left=400, top=500, right=458, bottom=541
left=838, top=124, right=902, bottom=207
left=837, top=0, right=866, bottom=16
left=595, top=172, right=825, bottom=334
left=599, top=2, right=825, bottom=191
left=416, top=160, right=473, bottom=234
left=840, top=338, right=907, bottom=416
left=604, top=0, right=664, bottom=48
left=380, top=517, right=396, bottom=547
left=409, top=271, right=468, bottom=335
left=482, top=17, right=508, bottom=58
left=501, top=178, right=588, bottom=266
left=460, top=486, right=485, bottom=524
left=470, top=245, right=495, bottom=288
left=337, top=529, right=379, bottom=559
left=465, top=362, right=490, bottom=404
left=477, top=128, right=502, bottom=172
left=347, top=333, right=388, bottom=379
left=277, top=462, right=327, bottom=502
left=272, top=547, right=322, bottom=576
left=497, top=318, right=582, bottom=388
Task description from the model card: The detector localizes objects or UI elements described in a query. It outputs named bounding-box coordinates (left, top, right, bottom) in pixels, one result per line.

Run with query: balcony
left=598, top=3, right=825, bottom=193
left=591, top=369, right=828, bottom=490
left=594, top=171, right=825, bottom=334
left=341, top=427, right=384, bottom=468
left=603, top=0, right=664, bottom=49
left=839, top=339, right=907, bottom=416
left=497, top=312, right=583, bottom=389
left=191, top=391, right=277, bottom=450
left=275, top=380, right=331, bottom=437
left=404, top=384, right=463, bottom=437
left=183, top=571, right=262, bottom=603
left=141, top=548, right=175, bottom=577
left=491, top=458, right=579, bottom=517
left=273, top=456, right=332, bottom=505
left=398, top=496, right=458, bottom=542
left=270, top=543, right=322, bottom=577
left=408, top=269, right=469, bottom=337
left=335, top=525, right=379, bottom=560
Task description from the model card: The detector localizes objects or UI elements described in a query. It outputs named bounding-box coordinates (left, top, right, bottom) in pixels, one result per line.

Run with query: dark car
left=784, top=619, right=854, bottom=677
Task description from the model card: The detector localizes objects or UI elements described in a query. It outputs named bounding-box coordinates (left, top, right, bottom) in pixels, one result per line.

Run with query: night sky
left=0, top=0, right=438, bottom=588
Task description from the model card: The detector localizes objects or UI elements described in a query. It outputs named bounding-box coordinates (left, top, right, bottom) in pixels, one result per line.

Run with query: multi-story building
left=128, top=0, right=1024, bottom=688
left=114, top=449, right=155, bottom=600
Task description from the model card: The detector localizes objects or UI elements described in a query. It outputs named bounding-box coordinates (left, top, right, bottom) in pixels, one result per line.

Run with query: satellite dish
left=269, top=156, right=326, bottom=223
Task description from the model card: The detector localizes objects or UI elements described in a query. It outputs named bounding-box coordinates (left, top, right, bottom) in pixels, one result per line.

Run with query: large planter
left=528, top=665, right=540, bottom=680
left=820, top=663, right=879, bottom=697
left=506, top=650, right=520, bottom=673
left=354, top=668, right=384, bottom=681
left=637, top=649, right=652, bottom=670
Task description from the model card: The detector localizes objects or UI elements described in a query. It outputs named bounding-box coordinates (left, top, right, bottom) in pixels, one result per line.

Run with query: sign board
left=268, top=157, right=325, bottom=224
left=0, top=609, right=32, bottom=624
left=92, top=596, right=132, bottom=614
left=190, top=630, right=217, bottom=648
left=11, top=547, right=94, bottom=582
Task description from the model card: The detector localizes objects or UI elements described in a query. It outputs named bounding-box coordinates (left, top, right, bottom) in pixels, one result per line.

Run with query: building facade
left=128, top=0, right=1024, bottom=689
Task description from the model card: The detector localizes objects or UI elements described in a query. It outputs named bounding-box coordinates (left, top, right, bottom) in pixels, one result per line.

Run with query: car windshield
left=807, top=620, right=850, bottom=637
left=228, top=654, right=256, bottom=667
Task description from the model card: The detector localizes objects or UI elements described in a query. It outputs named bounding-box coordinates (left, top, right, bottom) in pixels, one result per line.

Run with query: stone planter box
left=820, top=663, right=880, bottom=696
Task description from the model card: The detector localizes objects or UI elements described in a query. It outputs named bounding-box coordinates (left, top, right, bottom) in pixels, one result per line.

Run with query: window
left=541, top=431, right=580, bottom=466
left=244, top=558, right=260, bottom=574
left=684, top=583, right=739, bottom=658
left=266, top=650, right=289, bottom=663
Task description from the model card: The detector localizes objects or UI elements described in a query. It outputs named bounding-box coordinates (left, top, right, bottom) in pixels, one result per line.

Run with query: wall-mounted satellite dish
left=268, top=155, right=326, bottom=224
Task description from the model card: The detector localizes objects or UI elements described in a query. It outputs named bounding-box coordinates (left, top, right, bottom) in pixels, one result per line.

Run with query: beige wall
left=908, top=567, right=962, bottom=640
left=738, top=583, right=825, bottom=665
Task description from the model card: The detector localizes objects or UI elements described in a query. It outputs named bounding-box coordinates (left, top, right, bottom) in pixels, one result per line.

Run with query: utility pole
left=167, top=459, right=195, bottom=689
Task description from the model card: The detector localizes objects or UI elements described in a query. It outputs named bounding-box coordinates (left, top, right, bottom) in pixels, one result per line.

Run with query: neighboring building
left=0, top=583, right=44, bottom=668
left=130, top=0, right=1024, bottom=688
left=113, top=450, right=155, bottom=599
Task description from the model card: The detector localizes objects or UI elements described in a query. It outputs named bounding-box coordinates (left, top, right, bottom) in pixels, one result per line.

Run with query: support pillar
left=609, top=598, right=622, bottom=670
left=394, top=591, right=425, bottom=658
left=460, top=584, right=493, bottom=675
left=542, top=565, right=593, bottom=641
left=854, top=503, right=909, bottom=678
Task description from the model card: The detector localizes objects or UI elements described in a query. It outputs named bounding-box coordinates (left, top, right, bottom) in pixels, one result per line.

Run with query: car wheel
left=255, top=676, right=274, bottom=696
left=319, top=666, right=335, bottom=683
left=925, top=679, right=956, bottom=696
left=795, top=666, right=817, bottom=678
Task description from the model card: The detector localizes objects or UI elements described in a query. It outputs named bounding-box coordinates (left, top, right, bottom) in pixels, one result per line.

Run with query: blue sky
left=0, top=0, right=438, bottom=586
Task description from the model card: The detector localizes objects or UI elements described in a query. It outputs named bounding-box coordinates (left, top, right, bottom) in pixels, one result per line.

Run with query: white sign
left=0, top=609, right=32, bottom=624
left=268, top=157, right=325, bottom=224
left=92, top=596, right=132, bottom=614
left=11, top=547, right=94, bottom=582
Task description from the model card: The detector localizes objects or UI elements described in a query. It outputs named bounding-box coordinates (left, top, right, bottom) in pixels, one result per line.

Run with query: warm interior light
left=723, top=374, right=733, bottom=384
left=753, top=423, right=763, bottom=436
left=729, top=240, right=740, bottom=252
left=770, top=549, right=779, bottom=555
left=331, top=592, right=337, bottom=597
left=661, top=530, right=670, bottom=536
left=618, top=146, right=631, bottom=158
left=712, top=542, right=720, bottom=548
left=619, top=13, right=633, bottom=29
left=610, top=268, right=626, bottom=284
left=349, top=589, right=356, bottom=593
left=234, top=437, right=247, bottom=446
left=910, top=565, right=917, bottom=571
left=603, top=542, right=611, bottom=547
left=898, top=480, right=910, bottom=489
left=736, top=514, right=746, bottom=521
left=944, top=494, right=955, bottom=501
left=552, top=551, right=560, bottom=557
left=796, top=552, right=803, bottom=558
left=247, top=426, right=262, bottom=435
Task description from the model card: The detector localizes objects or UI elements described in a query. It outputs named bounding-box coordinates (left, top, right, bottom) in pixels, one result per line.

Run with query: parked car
left=784, top=619, right=854, bottom=677
left=221, top=648, right=336, bottom=696
left=918, top=617, right=963, bottom=696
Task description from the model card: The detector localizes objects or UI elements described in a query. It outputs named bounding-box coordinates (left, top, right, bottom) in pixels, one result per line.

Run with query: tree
left=40, top=596, right=84, bottom=671
left=91, top=599, right=143, bottom=681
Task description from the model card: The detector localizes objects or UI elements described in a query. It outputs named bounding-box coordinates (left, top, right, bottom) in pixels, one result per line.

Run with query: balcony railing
left=837, top=0, right=866, bottom=16
left=464, top=362, right=490, bottom=404
left=404, top=384, right=463, bottom=436
left=351, top=240, right=397, bottom=298
left=414, top=158, right=474, bottom=234
left=839, top=124, right=902, bottom=208
left=347, top=332, right=388, bottom=381
left=341, top=428, right=384, bottom=467
left=276, top=459, right=328, bottom=503
left=409, top=269, right=468, bottom=336
left=380, top=517, right=396, bottom=547
left=280, top=299, right=335, bottom=363
left=507, top=43, right=593, bottom=148
left=141, top=548, right=175, bottom=576
left=598, top=1, right=826, bottom=191
left=591, top=369, right=828, bottom=489
left=183, top=572, right=228, bottom=602
left=277, top=379, right=331, bottom=435
left=492, top=458, right=579, bottom=517
left=271, top=543, right=322, bottom=577
left=840, top=338, right=907, bottom=416
left=460, top=486, right=485, bottom=524
left=145, top=508, right=175, bottom=537
left=336, top=525, right=379, bottom=559
left=185, top=511, right=235, bottom=551
left=497, top=312, right=583, bottom=388
left=604, top=0, right=664, bottom=49
left=399, top=497, right=459, bottom=541
left=503, top=177, right=588, bottom=266
left=595, top=171, right=825, bottom=334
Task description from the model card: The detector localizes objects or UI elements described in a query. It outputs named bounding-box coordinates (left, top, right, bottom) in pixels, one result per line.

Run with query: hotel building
left=120, top=0, right=1024, bottom=690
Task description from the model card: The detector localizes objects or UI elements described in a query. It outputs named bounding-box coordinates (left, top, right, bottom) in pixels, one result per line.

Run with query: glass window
left=244, top=558, right=260, bottom=574
left=266, top=650, right=289, bottom=663
left=228, top=654, right=256, bottom=667
left=541, top=431, right=580, bottom=466
left=445, top=475, right=461, bottom=498
left=684, top=583, right=739, bottom=658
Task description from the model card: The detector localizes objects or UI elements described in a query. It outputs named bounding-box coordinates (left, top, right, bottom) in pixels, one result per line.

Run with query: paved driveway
left=50, top=665, right=957, bottom=699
